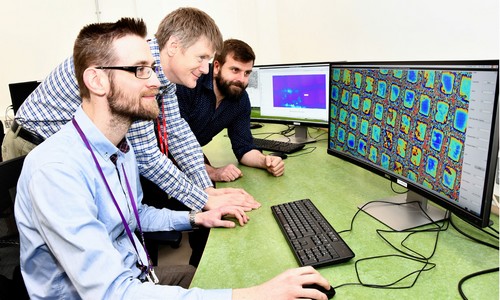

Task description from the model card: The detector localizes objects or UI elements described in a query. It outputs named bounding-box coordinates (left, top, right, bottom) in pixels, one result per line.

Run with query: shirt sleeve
left=127, top=119, right=208, bottom=211
left=160, top=85, right=213, bottom=190
left=228, top=92, right=256, bottom=160
left=16, top=57, right=81, bottom=138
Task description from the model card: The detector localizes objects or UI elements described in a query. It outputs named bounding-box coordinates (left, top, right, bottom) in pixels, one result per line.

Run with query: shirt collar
left=109, top=138, right=130, bottom=164
left=73, top=107, right=130, bottom=163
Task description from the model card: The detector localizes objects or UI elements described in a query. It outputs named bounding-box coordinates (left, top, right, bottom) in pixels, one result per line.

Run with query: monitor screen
left=327, top=60, right=499, bottom=230
left=249, top=63, right=330, bottom=143
left=8, top=81, right=41, bottom=114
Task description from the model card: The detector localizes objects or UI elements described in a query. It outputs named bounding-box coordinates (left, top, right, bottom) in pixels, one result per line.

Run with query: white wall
left=1, top=0, right=498, bottom=124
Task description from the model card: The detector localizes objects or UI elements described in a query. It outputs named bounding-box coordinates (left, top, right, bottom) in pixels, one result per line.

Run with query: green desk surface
left=191, top=124, right=499, bottom=299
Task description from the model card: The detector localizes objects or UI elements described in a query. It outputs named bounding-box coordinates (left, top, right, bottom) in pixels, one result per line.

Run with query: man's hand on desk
left=232, top=266, right=332, bottom=300
left=204, top=187, right=261, bottom=211
left=194, top=206, right=250, bottom=228
left=264, top=155, right=285, bottom=177
left=206, top=163, right=243, bottom=182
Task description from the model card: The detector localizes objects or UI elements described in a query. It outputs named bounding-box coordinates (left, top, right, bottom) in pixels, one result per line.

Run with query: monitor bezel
left=326, top=59, right=499, bottom=229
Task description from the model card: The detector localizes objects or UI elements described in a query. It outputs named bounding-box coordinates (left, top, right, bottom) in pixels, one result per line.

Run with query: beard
left=107, top=79, right=159, bottom=122
left=214, top=73, right=247, bottom=102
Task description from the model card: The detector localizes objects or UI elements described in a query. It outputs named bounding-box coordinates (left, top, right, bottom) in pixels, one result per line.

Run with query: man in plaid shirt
left=3, top=8, right=260, bottom=212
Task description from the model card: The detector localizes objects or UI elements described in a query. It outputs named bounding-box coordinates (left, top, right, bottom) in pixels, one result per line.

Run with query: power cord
left=457, top=267, right=499, bottom=300
left=334, top=199, right=448, bottom=290
left=287, top=146, right=316, bottom=157
left=450, top=214, right=499, bottom=299
left=4, top=105, right=14, bottom=128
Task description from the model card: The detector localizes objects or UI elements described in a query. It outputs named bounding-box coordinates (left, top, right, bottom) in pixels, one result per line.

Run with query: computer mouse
left=303, top=284, right=336, bottom=299
left=268, top=152, right=287, bottom=159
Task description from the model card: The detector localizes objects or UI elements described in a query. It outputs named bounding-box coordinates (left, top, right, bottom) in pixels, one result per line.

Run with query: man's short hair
left=214, top=39, right=256, bottom=66
left=73, top=18, right=148, bottom=99
left=155, top=7, right=223, bottom=54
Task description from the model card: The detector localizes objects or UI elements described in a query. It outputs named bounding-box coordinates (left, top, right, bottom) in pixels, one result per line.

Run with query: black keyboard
left=253, top=137, right=305, bottom=154
left=271, top=199, right=355, bottom=268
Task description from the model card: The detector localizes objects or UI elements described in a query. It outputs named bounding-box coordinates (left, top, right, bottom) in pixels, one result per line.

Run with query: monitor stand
left=358, top=190, right=448, bottom=231
left=275, top=125, right=317, bottom=144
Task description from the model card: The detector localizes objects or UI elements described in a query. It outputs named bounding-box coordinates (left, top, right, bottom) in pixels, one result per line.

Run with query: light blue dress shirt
left=14, top=108, right=231, bottom=299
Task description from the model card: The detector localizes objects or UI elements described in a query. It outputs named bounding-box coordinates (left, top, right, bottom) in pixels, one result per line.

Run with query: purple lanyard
left=72, top=118, right=153, bottom=275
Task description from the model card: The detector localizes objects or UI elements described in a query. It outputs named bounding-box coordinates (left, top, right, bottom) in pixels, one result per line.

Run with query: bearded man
left=176, top=39, right=285, bottom=182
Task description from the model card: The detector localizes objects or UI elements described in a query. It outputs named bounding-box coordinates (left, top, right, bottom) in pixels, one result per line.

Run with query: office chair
left=0, top=155, right=28, bottom=299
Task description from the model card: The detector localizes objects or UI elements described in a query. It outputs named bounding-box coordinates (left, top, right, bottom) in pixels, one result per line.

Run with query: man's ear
left=83, top=68, right=108, bottom=97
left=165, top=36, right=180, bottom=56
left=212, top=60, right=221, bottom=76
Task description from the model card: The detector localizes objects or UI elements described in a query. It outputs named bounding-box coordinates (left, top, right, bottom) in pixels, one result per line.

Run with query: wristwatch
left=189, top=210, right=199, bottom=229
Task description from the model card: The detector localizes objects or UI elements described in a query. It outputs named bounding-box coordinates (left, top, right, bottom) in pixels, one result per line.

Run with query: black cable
left=310, top=128, right=327, bottom=140
left=375, top=200, right=449, bottom=261
left=390, top=181, right=408, bottom=194
left=447, top=215, right=499, bottom=299
left=334, top=199, right=447, bottom=290
left=449, top=215, right=499, bottom=250
left=489, top=224, right=499, bottom=234
left=287, top=146, right=316, bottom=157
left=457, top=267, right=499, bottom=300
left=280, top=125, right=295, bottom=137
left=334, top=185, right=499, bottom=297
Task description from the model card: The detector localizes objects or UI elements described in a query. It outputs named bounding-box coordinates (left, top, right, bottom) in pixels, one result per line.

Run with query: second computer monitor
left=8, top=80, right=41, bottom=114
left=249, top=62, right=330, bottom=143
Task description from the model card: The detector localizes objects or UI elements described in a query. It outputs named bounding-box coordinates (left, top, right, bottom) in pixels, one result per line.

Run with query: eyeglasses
left=95, top=65, right=158, bottom=79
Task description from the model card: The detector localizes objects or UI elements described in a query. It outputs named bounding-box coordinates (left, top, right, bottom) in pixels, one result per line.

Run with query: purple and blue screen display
left=272, top=74, right=326, bottom=109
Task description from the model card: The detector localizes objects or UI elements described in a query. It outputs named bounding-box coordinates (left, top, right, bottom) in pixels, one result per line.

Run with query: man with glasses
left=3, top=7, right=258, bottom=211
left=15, top=17, right=332, bottom=300
left=2, top=7, right=259, bottom=266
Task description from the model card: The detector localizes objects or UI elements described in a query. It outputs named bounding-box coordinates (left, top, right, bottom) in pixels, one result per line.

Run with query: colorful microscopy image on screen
left=329, top=67, right=471, bottom=202
left=272, top=74, right=327, bottom=109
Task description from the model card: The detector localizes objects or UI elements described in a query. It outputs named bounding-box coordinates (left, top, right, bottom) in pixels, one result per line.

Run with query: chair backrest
left=0, top=155, right=29, bottom=299
left=0, top=155, right=26, bottom=226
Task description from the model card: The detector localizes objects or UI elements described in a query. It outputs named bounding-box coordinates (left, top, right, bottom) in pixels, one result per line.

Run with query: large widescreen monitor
left=248, top=62, right=330, bottom=143
left=327, top=60, right=499, bottom=230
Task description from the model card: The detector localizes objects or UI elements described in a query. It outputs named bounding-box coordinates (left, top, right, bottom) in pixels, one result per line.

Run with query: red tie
left=156, top=102, right=168, bottom=155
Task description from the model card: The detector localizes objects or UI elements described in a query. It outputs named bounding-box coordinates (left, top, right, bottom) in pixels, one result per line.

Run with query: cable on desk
left=334, top=199, right=449, bottom=291
left=251, top=125, right=296, bottom=142
left=449, top=214, right=498, bottom=249
left=450, top=214, right=499, bottom=300
left=355, top=254, right=436, bottom=289
left=280, top=125, right=295, bottom=137
left=390, top=181, right=408, bottom=194
left=311, top=129, right=327, bottom=141
left=375, top=201, right=449, bottom=261
left=457, top=267, right=499, bottom=300
left=250, top=131, right=279, bottom=139
left=489, top=224, right=499, bottom=235
left=287, top=146, right=316, bottom=158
